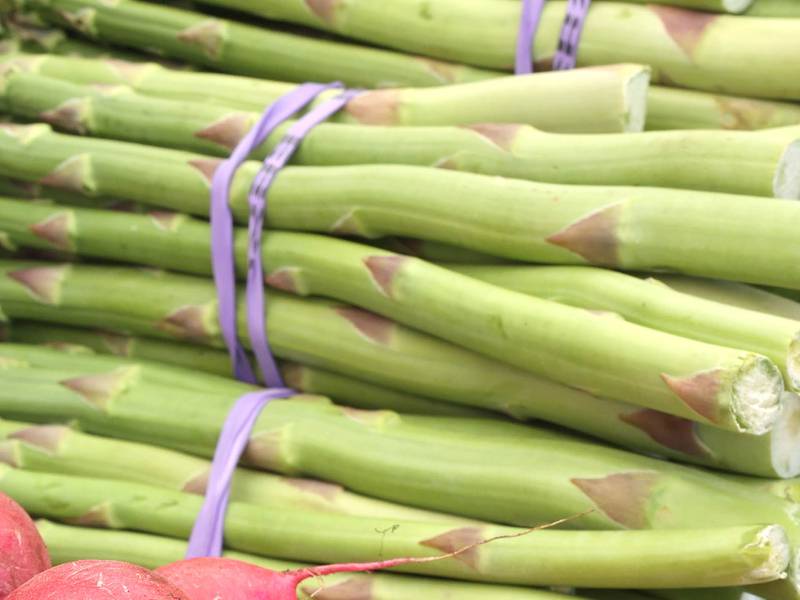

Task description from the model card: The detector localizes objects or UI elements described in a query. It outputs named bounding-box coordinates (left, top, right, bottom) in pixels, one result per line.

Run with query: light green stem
left=0, top=466, right=789, bottom=589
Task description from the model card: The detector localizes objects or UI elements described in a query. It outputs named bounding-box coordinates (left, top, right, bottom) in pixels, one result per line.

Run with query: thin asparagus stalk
left=6, top=74, right=800, bottom=197
left=1, top=54, right=649, bottom=133
left=0, top=419, right=469, bottom=524
left=0, top=203, right=788, bottom=434
left=8, top=308, right=796, bottom=481
left=107, top=0, right=800, bottom=100
left=450, top=264, right=800, bottom=390
left=3, top=125, right=800, bottom=289
left=646, top=87, right=800, bottom=131
left=654, top=276, right=800, bottom=322
left=0, top=466, right=790, bottom=589
left=35, top=521, right=581, bottom=600
left=14, top=0, right=499, bottom=88
left=0, top=346, right=796, bottom=534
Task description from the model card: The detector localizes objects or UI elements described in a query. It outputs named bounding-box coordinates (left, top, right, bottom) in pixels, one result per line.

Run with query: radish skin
left=0, top=493, right=50, bottom=599
left=7, top=560, right=189, bottom=600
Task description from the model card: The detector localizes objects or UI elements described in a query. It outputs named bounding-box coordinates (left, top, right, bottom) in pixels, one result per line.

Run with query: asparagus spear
left=0, top=346, right=796, bottom=531
left=450, top=264, right=800, bottom=390
left=36, top=521, right=581, bottom=600
left=646, top=86, right=800, bottom=131
left=0, top=466, right=790, bottom=589
left=3, top=124, right=800, bottom=289
left=0, top=203, right=788, bottom=434
left=0, top=419, right=474, bottom=525
left=94, top=0, right=800, bottom=100
left=1, top=53, right=649, bottom=133
left=14, top=0, right=499, bottom=88
left=6, top=313, right=799, bottom=479
left=5, top=73, right=800, bottom=197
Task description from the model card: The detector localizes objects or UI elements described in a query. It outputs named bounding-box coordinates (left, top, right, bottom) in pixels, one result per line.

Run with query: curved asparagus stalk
left=653, top=276, right=800, bottom=322
left=86, top=0, right=800, bottom=100
left=646, top=87, right=800, bottom=131
left=6, top=315, right=799, bottom=479
left=5, top=73, right=800, bottom=197
left=35, top=521, right=581, bottom=600
left=0, top=419, right=470, bottom=524
left=3, top=125, right=800, bottom=289
left=0, top=466, right=790, bottom=589
left=450, top=264, right=800, bottom=389
left=14, top=0, right=497, bottom=88
left=1, top=54, right=649, bottom=133
left=0, top=203, right=788, bottom=434
left=0, top=345, right=796, bottom=530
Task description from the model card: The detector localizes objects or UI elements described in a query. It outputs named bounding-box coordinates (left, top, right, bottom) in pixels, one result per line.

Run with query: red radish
left=0, top=493, right=50, bottom=599
left=7, top=560, right=190, bottom=600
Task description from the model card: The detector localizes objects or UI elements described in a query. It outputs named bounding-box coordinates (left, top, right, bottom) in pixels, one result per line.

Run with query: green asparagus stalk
left=646, top=86, right=800, bottom=131
left=6, top=73, right=800, bottom=197
left=450, top=264, right=800, bottom=389
left=12, top=0, right=498, bottom=88
left=3, top=125, right=800, bottom=290
left=104, top=0, right=800, bottom=100
left=0, top=466, right=790, bottom=589
left=1, top=54, right=649, bottom=133
left=8, top=314, right=800, bottom=479
left=0, top=345, right=796, bottom=529
left=0, top=419, right=470, bottom=524
left=36, top=521, right=581, bottom=600
left=654, top=276, right=800, bottom=322
left=747, top=0, right=800, bottom=17
left=0, top=201, right=788, bottom=434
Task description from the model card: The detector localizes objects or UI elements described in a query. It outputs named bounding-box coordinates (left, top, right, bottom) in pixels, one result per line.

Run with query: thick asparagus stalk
left=747, top=0, right=800, bottom=17
left=0, top=346, right=796, bottom=532
left=13, top=0, right=498, bottom=88
left=451, top=264, right=800, bottom=390
left=36, top=521, right=580, bottom=600
left=108, top=0, right=800, bottom=100
left=6, top=74, right=800, bottom=197
left=0, top=203, right=788, bottom=434
left=0, top=419, right=469, bottom=524
left=646, top=87, right=800, bottom=131
left=1, top=54, right=649, bottom=133
left=6, top=315, right=799, bottom=479
left=654, top=276, right=800, bottom=322
left=3, top=124, right=800, bottom=289
left=0, top=466, right=790, bottom=589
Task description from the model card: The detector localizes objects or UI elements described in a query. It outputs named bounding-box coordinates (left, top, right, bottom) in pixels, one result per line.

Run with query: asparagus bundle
left=2, top=466, right=788, bottom=590
left=1, top=54, right=650, bottom=133
left=2, top=124, right=800, bottom=290
left=36, top=521, right=581, bottom=600
left=0, top=419, right=468, bottom=524
left=88, top=0, right=800, bottom=100
left=0, top=201, right=789, bottom=434
left=5, top=72, right=800, bottom=197
left=10, top=0, right=499, bottom=88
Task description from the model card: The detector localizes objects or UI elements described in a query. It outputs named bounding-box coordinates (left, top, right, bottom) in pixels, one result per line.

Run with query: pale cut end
left=744, top=525, right=791, bottom=583
left=722, top=0, right=755, bottom=13
left=623, top=67, right=650, bottom=133
left=768, top=392, right=800, bottom=478
left=774, top=141, right=800, bottom=200
left=788, top=333, right=800, bottom=391
left=732, top=355, right=784, bottom=435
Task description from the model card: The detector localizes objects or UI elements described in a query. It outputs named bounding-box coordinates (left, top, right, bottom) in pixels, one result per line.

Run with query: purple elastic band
left=185, top=387, right=294, bottom=558
left=190, top=82, right=358, bottom=559
left=515, top=0, right=591, bottom=74
left=246, top=88, right=362, bottom=388
left=210, top=82, right=344, bottom=385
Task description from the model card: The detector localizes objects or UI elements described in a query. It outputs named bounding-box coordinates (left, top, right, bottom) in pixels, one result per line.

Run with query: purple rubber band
left=191, top=82, right=358, bottom=559
left=210, top=82, right=344, bottom=384
left=246, top=88, right=362, bottom=387
left=186, top=387, right=294, bottom=558
left=516, top=0, right=591, bottom=74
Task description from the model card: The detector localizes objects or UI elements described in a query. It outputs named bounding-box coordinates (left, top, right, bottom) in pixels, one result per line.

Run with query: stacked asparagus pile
left=1, top=0, right=800, bottom=598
